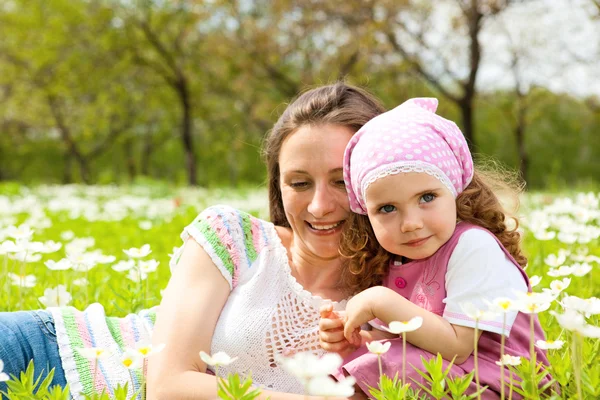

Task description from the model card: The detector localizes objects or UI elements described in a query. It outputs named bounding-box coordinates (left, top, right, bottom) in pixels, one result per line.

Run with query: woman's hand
left=318, top=303, right=359, bottom=358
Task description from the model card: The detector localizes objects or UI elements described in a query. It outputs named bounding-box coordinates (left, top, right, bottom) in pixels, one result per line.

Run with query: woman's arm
left=343, top=286, right=480, bottom=365
left=146, top=239, right=349, bottom=400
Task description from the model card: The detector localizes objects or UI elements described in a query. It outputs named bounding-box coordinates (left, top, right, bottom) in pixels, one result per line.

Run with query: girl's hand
left=343, top=287, right=381, bottom=346
left=359, top=328, right=398, bottom=346
left=318, top=303, right=358, bottom=357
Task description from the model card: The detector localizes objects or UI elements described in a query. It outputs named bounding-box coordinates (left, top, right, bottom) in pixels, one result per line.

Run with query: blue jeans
left=0, top=310, right=67, bottom=395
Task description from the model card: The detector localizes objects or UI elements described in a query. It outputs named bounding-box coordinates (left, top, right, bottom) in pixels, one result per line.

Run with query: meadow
left=1, top=183, right=599, bottom=399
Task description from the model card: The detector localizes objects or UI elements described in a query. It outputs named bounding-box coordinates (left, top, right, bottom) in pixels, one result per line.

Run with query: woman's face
left=279, top=124, right=354, bottom=260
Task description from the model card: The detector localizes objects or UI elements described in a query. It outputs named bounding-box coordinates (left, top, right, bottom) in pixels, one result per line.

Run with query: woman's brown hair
left=262, top=82, right=386, bottom=227
left=339, top=167, right=528, bottom=295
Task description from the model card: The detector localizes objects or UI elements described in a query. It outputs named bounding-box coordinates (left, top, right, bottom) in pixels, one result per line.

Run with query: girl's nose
left=400, top=216, right=423, bottom=233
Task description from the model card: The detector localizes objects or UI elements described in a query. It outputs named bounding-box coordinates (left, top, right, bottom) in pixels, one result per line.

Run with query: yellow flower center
left=123, top=359, right=133, bottom=367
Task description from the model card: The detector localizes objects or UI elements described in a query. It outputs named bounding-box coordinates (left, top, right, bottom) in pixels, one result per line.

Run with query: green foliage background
left=0, top=0, right=598, bottom=189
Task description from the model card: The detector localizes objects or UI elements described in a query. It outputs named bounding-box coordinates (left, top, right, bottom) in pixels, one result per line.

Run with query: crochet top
left=50, top=205, right=346, bottom=398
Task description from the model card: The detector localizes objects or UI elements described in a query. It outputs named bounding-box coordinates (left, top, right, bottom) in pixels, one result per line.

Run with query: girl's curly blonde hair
left=339, top=167, right=527, bottom=295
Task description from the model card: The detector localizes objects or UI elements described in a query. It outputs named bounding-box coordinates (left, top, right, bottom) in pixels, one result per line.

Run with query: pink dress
left=334, top=223, right=552, bottom=399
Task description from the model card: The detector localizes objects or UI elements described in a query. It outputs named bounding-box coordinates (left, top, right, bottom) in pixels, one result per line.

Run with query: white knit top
left=172, top=205, right=347, bottom=394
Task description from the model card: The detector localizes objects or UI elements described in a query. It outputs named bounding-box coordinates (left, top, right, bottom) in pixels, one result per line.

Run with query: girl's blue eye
left=420, top=193, right=436, bottom=203
left=379, top=205, right=396, bottom=213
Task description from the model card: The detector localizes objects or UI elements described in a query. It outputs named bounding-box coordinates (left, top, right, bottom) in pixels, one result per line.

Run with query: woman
left=0, top=83, right=386, bottom=399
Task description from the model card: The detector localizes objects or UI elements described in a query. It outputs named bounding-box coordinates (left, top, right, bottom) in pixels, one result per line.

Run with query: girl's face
left=364, top=172, right=457, bottom=261
left=279, top=124, right=354, bottom=260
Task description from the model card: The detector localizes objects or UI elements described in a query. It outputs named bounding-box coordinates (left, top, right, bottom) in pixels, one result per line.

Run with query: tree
left=347, top=0, right=520, bottom=150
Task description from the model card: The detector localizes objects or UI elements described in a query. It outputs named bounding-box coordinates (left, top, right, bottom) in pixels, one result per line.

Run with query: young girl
left=319, top=98, right=551, bottom=398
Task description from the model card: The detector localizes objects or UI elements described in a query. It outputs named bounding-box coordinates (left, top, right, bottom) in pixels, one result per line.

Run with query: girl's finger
left=319, top=317, right=344, bottom=331
left=343, top=320, right=360, bottom=342
left=319, top=302, right=334, bottom=318
left=319, top=328, right=347, bottom=344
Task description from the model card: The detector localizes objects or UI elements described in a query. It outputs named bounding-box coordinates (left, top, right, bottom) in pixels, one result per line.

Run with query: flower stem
left=508, top=370, right=513, bottom=400
left=500, top=313, right=506, bottom=400
left=378, top=354, right=383, bottom=390
left=402, top=333, right=407, bottom=399
left=571, top=333, right=583, bottom=400
left=474, top=323, right=481, bottom=400
left=529, top=313, right=535, bottom=392
left=3, top=255, right=10, bottom=311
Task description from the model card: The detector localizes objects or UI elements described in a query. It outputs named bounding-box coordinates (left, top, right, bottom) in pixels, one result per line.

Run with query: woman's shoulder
left=172, top=205, right=281, bottom=289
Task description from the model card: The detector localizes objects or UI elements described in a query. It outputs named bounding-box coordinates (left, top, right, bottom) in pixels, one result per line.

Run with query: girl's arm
left=146, top=239, right=338, bottom=400
left=343, top=286, right=481, bottom=365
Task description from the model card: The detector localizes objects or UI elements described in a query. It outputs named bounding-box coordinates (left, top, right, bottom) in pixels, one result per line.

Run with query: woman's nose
left=307, top=185, right=336, bottom=218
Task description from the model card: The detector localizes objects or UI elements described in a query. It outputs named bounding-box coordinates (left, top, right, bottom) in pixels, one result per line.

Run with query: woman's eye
left=379, top=205, right=396, bottom=214
left=335, top=180, right=347, bottom=187
left=420, top=193, right=436, bottom=203
left=290, top=182, right=309, bottom=189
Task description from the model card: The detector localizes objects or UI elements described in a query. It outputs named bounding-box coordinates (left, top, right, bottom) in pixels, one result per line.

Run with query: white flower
left=544, top=253, right=566, bottom=268
left=529, top=275, right=542, bottom=288
left=6, top=224, right=33, bottom=241
left=547, top=266, right=573, bottom=277
left=495, top=355, right=521, bottom=366
left=488, top=297, right=517, bottom=314
left=199, top=351, right=238, bottom=367
left=535, top=339, right=564, bottom=350
left=8, top=273, right=36, bottom=288
left=44, top=259, right=72, bottom=271
left=23, top=241, right=45, bottom=253
left=138, top=221, right=153, bottom=230
left=60, top=230, right=75, bottom=241
left=366, top=341, right=391, bottom=355
left=460, top=302, right=498, bottom=321
left=307, top=376, right=356, bottom=397
left=127, top=268, right=147, bottom=282
left=277, top=352, right=342, bottom=380
left=9, top=252, right=42, bottom=263
left=41, top=240, right=62, bottom=253
left=112, top=259, right=136, bottom=272
left=72, top=278, right=89, bottom=287
left=534, top=230, right=555, bottom=241
left=123, top=244, right=151, bottom=258
left=382, top=317, right=423, bottom=334
left=0, top=359, right=9, bottom=382
left=549, top=278, right=571, bottom=295
left=561, top=296, right=600, bottom=316
left=68, top=252, right=97, bottom=272
left=89, top=252, right=116, bottom=264
left=120, top=349, right=142, bottom=370
left=134, top=341, right=165, bottom=358
left=77, top=347, right=111, bottom=360
left=557, top=232, right=578, bottom=244
left=0, top=240, right=22, bottom=255
left=571, top=263, right=592, bottom=277
left=38, top=285, right=72, bottom=307
left=139, top=259, right=159, bottom=274
left=550, top=309, right=600, bottom=338
left=514, top=292, right=553, bottom=314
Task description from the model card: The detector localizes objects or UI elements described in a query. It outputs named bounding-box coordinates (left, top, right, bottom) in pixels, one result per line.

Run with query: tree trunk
left=124, top=137, right=136, bottom=183
left=462, top=1, right=482, bottom=152
left=63, top=153, right=73, bottom=184
left=459, top=98, right=475, bottom=151
left=515, top=92, right=528, bottom=183
left=76, top=156, right=90, bottom=184
left=177, top=76, right=197, bottom=186
left=141, top=135, right=153, bottom=176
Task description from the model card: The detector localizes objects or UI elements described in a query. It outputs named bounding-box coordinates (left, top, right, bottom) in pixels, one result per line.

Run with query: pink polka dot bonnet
left=343, top=98, right=474, bottom=215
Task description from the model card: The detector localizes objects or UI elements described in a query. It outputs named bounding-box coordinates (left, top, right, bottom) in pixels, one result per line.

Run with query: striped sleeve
left=170, top=205, right=270, bottom=290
